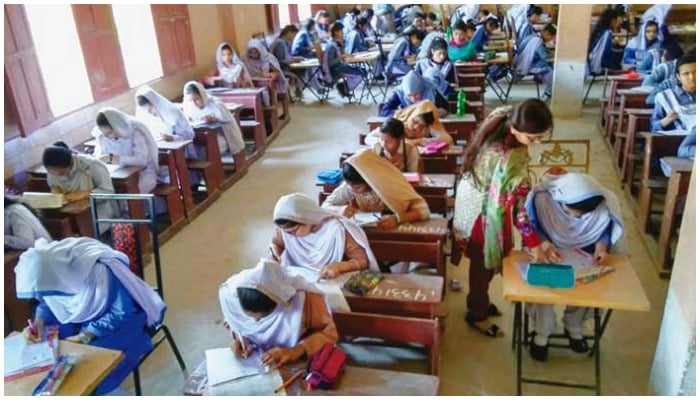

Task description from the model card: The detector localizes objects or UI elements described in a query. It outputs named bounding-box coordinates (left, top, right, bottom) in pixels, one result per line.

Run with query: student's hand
left=593, top=242, right=608, bottom=265
left=22, top=319, right=43, bottom=344
left=319, top=263, right=343, bottom=279
left=160, top=134, right=174, bottom=142
left=663, top=112, right=680, bottom=127
left=530, top=241, right=562, bottom=263
left=98, top=154, right=111, bottom=163
left=261, top=345, right=305, bottom=368
left=111, top=155, right=120, bottom=165
left=292, top=56, right=304, bottom=63
left=204, top=115, right=218, bottom=123
left=230, top=335, right=254, bottom=359
left=405, top=55, right=416, bottom=63
left=343, top=203, right=358, bottom=218
left=377, top=215, right=399, bottom=230
left=64, top=334, right=82, bottom=343
left=63, top=192, right=88, bottom=203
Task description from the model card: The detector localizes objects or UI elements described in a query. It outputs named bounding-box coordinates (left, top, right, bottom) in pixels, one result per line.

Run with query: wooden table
left=363, top=217, right=449, bottom=243
left=502, top=251, right=650, bottom=395
left=182, top=360, right=440, bottom=396
left=5, top=340, right=124, bottom=396
left=656, top=157, right=694, bottom=272
left=366, top=114, right=477, bottom=143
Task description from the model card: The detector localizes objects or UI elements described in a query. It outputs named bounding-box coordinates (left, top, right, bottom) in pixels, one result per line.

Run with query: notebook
left=21, top=192, right=65, bottom=209
left=4, top=334, right=56, bottom=381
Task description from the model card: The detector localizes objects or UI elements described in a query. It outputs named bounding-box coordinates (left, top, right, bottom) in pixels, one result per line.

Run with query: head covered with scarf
left=396, top=71, right=436, bottom=106
left=90, top=107, right=159, bottom=170
left=216, top=42, right=251, bottom=85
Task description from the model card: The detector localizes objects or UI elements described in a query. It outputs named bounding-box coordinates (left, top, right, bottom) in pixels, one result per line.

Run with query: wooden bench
left=617, top=109, right=652, bottom=187
left=655, top=157, right=693, bottom=275
left=155, top=151, right=187, bottom=242
left=368, top=239, right=446, bottom=294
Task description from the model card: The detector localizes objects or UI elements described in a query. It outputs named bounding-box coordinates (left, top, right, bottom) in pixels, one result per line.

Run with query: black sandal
left=488, top=304, right=502, bottom=317
left=565, top=329, right=589, bottom=353
left=465, top=313, right=504, bottom=338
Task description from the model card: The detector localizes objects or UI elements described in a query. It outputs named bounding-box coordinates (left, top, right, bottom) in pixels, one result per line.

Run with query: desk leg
left=173, top=148, right=194, bottom=216
left=594, top=308, right=601, bottom=396
left=515, top=302, right=523, bottom=396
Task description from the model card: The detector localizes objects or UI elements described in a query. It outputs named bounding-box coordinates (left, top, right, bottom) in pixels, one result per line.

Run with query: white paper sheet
left=286, top=266, right=351, bottom=312
left=209, top=369, right=286, bottom=396
left=4, top=334, right=55, bottom=377
left=352, top=212, right=380, bottom=227
left=557, top=248, right=595, bottom=270
left=205, top=347, right=269, bottom=386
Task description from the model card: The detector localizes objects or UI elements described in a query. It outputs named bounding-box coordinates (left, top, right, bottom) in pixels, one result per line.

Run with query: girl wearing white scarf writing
left=219, top=260, right=338, bottom=368
left=4, top=197, right=51, bottom=250
left=17, top=237, right=166, bottom=395
left=208, top=42, right=253, bottom=88
left=244, top=38, right=288, bottom=94
left=270, top=193, right=378, bottom=280
left=91, top=107, right=159, bottom=194
left=182, top=80, right=246, bottom=156
left=523, top=172, right=627, bottom=362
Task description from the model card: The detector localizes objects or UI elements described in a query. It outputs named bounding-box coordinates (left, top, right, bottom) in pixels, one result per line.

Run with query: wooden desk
left=619, top=109, right=652, bottom=186
left=208, top=88, right=268, bottom=155
left=656, top=157, right=694, bottom=272
left=5, top=340, right=124, bottom=396
left=366, top=114, right=476, bottom=144
left=182, top=360, right=440, bottom=396
left=40, top=199, right=94, bottom=238
left=502, top=251, right=650, bottom=395
left=363, top=218, right=449, bottom=243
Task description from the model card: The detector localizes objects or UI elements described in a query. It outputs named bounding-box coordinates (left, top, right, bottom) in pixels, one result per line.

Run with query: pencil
left=274, top=369, right=305, bottom=393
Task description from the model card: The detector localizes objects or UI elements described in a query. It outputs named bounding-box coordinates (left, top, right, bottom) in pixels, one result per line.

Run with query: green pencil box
left=527, top=263, right=575, bottom=289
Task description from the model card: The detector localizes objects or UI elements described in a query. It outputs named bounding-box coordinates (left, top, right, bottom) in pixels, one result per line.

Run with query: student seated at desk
left=512, top=25, right=556, bottom=100
left=469, top=19, right=498, bottom=54
left=516, top=6, right=543, bottom=48
left=650, top=54, right=696, bottom=134
left=43, top=142, right=117, bottom=220
left=322, top=148, right=430, bottom=230
left=219, top=260, right=338, bottom=368
left=322, top=22, right=364, bottom=98
left=424, top=11, right=440, bottom=32
left=588, top=9, right=626, bottom=75
left=205, top=42, right=254, bottom=89
left=341, top=7, right=361, bottom=37
left=448, top=20, right=477, bottom=61
left=270, top=25, right=306, bottom=99
left=453, top=100, right=553, bottom=338
left=380, top=71, right=440, bottom=117
left=292, top=18, right=321, bottom=59
left=623, top=20, right=661, bottom=68
left=641, top=45, right=684, bottom=104
left=92, top=107, right=159, bottom=194
left=416, top=30, right=443, bottom=60
left=17, top=237, right=166, bottom=395
left=421, top=67, right=454, bottom=114
left=372, top=4, right=395, bottom=36
left=315, top=9, right=333, bottom=41
left=415, top=38, right=458, bottom=87
left=245, top=39, right=288, bottom=94
left=135, top=85, right=197, bottom=160
left=385, top=26, right=425, bottom=78
left=524, top=172, right=627, bottom=361
left=365, top=118, right=423, bottom=173
left=4, top=197, right=51, bottom=250
left=344, top=15, right=370, bottom=54
left=270, top=193, right=378, bottom=279
left=394, top=99, right=453, bottom=146
left=182, top=81, right=246, bottom=157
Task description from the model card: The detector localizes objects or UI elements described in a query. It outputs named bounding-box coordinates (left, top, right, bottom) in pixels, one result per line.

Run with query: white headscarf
left=272, top=193, right=379, bottom=272
left=244, top=39, right=288, bottom=92
left=15, top=237, right=166, bottom=327
left=525, top=173, right=627, bottom=254
left=182, top=80, right=245, bottom=153
left=90, top=107, right=159, bottom=170
left=218, top=259, right=323, bottom=350
left=135, top=85, right=189, bottom=129
left=216, top=42, right=251, bottom=85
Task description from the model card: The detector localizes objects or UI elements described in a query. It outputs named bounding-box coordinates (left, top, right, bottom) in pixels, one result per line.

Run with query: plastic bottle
left=445, top=26, right=453, bottom=43
left=456, top=90, right=466, bottom=117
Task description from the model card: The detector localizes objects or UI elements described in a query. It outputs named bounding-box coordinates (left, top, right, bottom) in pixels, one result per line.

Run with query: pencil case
left=422, top=141, right=449, bottom=155
left=306, top=344, right=346, bottom=390
left=526, top=263, right=575, bottom=289
left=343, top=271, right=384, bottom=296
left=31, top=353, right=80, bottom=396
left=316, top=168, right=343, bottom=185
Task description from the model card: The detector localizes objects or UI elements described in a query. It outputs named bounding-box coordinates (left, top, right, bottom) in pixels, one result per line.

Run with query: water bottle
left=445, top=26, right=453, bottom=43
left=456, top=90, right=466, bottom=117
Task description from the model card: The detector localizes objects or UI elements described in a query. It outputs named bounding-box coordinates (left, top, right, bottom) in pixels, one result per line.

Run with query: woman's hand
left=530, top=241, right=562, bottom=263
left=230, top=335, right=254, bottom=359
left=204, top=115, right=218, bottom=123
left=593, top=242, right=608, bottom=265
left=98, top=154, right=111, bottom=163
left=261, top=345, right=305, bottom=368
left=319, top=263, right=343, bottom=280
left=65, top=334, right=82, bottom=343
left=63, top=191, right=89, bottom=203
left=343, top=202, right=358, bottom=218
left=160, top=134, right=174, bottom=142
left=377, top=215, right=399, bottom=230
left=22, top=319, right=43, bottom=343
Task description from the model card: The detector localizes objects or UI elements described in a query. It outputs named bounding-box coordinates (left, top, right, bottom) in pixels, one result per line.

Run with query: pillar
left=550, top=4, right=592, bottom=119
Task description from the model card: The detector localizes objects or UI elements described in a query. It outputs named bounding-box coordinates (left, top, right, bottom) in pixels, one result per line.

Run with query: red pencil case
left=306, top=343, right=347, bottom=390
left=422, top=140, right=449, bottom=155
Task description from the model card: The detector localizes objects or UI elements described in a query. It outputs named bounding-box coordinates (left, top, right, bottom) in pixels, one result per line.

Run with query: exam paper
left=4, top=334, right=55, bottom=377
left=205, top=347, right=268, bottom=386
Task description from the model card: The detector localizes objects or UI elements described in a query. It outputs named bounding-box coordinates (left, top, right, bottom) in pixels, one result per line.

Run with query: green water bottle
left=456, top=90, right=466, bottom=117
left=445, top=26, right=453, bottom=43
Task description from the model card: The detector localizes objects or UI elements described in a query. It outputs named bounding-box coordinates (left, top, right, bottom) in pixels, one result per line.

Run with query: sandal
left=487, top=303, right=502, bottom=317
left=448, top=279, right=463, bottom=292
left=465, top=313, right=504, bottom=338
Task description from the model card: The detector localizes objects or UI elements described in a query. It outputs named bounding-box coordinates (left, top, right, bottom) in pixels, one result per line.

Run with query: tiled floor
left=125, top=81, right=669, bottom=395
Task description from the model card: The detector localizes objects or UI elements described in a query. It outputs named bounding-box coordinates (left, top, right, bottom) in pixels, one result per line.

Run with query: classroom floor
left=127, top=81, right=669, bottom=396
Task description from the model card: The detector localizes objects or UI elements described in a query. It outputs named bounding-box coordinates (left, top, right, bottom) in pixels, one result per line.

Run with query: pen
left=234, top=330, right=247, bottom=355
left=275, top=369, right=305, bottom=393
left=27, top=319, right=37, bottom=336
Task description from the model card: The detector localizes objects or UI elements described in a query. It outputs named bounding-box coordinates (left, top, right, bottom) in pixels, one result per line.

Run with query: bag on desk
left=316, top=168, right=343, bottom=185
left=526, top=263, right=575, bottom=289
left=306, top=343, right=346, bottom=390
left=343, top=271, right=384, bottom=296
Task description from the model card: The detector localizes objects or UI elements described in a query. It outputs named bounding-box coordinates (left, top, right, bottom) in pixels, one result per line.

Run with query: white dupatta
left=15, top=237, right=166, bottom=327
left=272, top=193, right=379, bottom=271
left=218, top=260, right=323, bottom=350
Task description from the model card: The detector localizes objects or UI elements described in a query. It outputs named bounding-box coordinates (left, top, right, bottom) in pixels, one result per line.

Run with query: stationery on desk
left=204, top=348, right=284, bottom=396
left=517, top=248, right=615, bottom=287
left=4, top=332, right=57, bottom=381
left=352, top=212, right=381, bottom=227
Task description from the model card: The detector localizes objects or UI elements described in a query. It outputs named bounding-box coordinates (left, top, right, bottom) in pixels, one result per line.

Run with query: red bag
left=111, top=223, right=143, bottom=278
left=306, top=343, right=346, bottom=389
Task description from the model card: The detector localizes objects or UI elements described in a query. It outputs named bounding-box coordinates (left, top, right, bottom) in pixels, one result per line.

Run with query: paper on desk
left=657, top=129, right=690, bottom=136
left=287, top=266, right=351, bottom=312
left=4, top=334, right=55, bottom=377
left=205, top=347, right=269, bottom=386
left=353, top=212, right=379, bottom=227
left=209, top=369, right=285, bottom=396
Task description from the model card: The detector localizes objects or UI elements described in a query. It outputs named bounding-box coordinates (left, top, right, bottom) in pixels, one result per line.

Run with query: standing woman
left=4, top=197, right=51, bottom=250
left=134, top=85, right=197, bottom=160
left=244, top=38, right=288, bottom=95
left=43, top=141, right=117, bottom=222
left=17, top=237, right=167, bottom=395
left=206, top=42, right=254, bottom=88
left=182, top=81, right=246, bottom=157
left=453, top=99, right=554, bottom=338
left=91, top=107, right=159, bottom=194
left=588, top=9, right=626, bottom=75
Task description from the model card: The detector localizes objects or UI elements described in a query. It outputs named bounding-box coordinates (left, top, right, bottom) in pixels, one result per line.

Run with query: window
left=112, top=4, right=163, bottom=87
left=24, top=4, right=93, bottom=117
left=298, top=4, right=312, bottom=21
left=278, top=4, right=291, bottom=27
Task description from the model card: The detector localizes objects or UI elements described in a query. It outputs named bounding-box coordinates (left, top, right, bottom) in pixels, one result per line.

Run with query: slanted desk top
left=661, top=156, right=694, bottom=173
left=363, top=218, right=450, bottom=242
left=502, top=251, right=650, bottom=311
left=367, top=114, right=476, bottom=124
left=5, top=340, right=124, bottom=396
left=333, top=272, right=443, bottom=305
